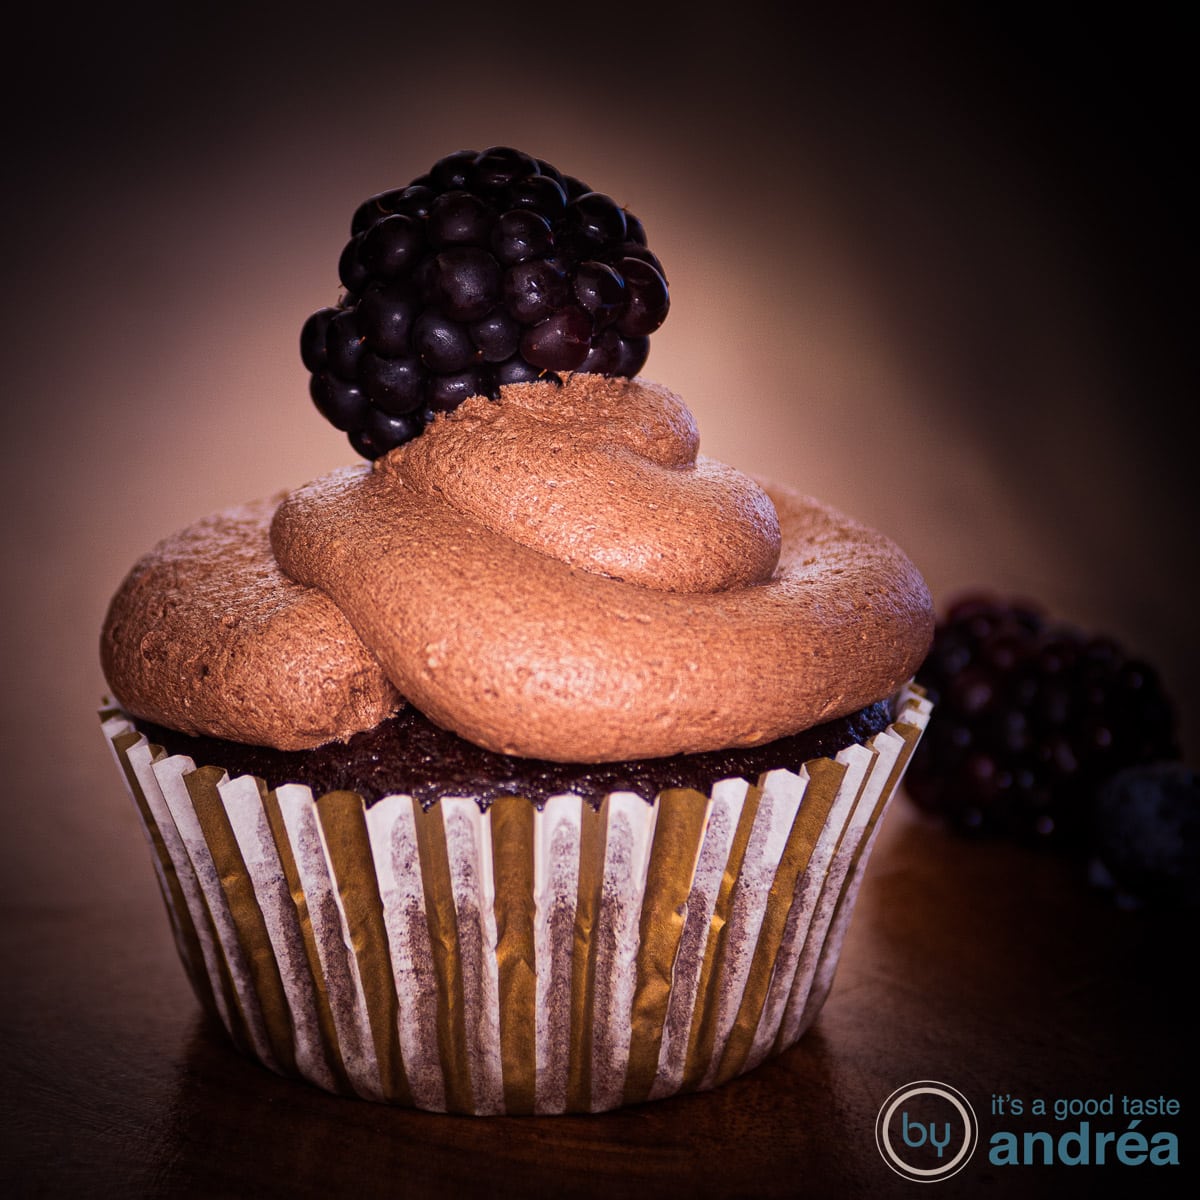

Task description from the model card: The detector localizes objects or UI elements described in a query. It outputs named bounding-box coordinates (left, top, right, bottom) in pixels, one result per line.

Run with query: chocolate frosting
left=100, top=498, right=400, bottom=749
left=389, top=377, right=781, bottom=593
left=101, top=376, right=933, bottom=760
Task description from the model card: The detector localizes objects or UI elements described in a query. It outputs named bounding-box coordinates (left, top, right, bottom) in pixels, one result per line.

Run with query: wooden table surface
left=3, top=7, right=1196, bottom=1198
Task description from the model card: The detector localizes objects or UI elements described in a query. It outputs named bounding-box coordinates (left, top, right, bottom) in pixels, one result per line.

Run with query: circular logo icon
left=876, top=1080, right=978, bottom=1182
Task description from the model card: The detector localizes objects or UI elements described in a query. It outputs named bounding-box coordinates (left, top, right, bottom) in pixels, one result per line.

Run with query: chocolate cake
left=130, top=697, right=898, bottom=810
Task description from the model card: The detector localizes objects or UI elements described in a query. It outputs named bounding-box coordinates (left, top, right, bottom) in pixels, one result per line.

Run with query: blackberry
left=905, top=593, right=1179, bottom=849
left=1089, top=763, right=1200, bottom=909
left=301, top=147, right=671, bottom=458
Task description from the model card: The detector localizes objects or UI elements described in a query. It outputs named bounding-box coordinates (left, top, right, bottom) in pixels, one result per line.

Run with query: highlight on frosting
left=100, top=376, right=934, bottom=760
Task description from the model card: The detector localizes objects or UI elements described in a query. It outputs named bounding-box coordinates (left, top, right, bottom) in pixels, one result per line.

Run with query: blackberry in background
left=905, top=593, right=1180, bottom=850
left=302, top=147, right=671, bottom=459
left=1089, top=763, right=1200, bottom=910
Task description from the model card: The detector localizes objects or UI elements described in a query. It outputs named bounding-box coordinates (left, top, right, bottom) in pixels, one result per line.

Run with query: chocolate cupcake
left=99, top=150, right=935, bottom=1114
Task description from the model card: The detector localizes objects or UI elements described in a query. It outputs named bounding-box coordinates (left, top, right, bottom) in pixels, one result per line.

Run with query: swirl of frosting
left=101, top=376, right=933, bottom=760
left=267, top=376, right=933, bottom=760
left=387, top=378, right=781, bottom=593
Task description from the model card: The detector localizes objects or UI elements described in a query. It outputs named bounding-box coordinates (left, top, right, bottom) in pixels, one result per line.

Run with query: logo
left=876, top=1081, right=979, bottom=1182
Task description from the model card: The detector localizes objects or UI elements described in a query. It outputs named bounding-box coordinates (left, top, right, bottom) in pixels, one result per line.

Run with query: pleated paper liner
left=101, top=685, right=932, bottom=1115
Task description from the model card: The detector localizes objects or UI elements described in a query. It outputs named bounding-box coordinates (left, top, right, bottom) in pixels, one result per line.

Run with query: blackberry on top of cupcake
left=299, top=146, right=670, bottom=460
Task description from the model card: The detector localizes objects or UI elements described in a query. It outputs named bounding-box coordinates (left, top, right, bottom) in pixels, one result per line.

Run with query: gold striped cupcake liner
left=101, top=685, right=931, bottom=1114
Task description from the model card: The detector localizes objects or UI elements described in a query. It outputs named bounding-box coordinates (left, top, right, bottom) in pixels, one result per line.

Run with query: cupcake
left=99, top=148, right=935, bottom=1114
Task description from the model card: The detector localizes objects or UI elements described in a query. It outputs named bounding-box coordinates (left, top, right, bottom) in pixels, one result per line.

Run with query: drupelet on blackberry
left=300, top=147, right=671, bottom=459
left=905, top=594, right=1179, bottom=849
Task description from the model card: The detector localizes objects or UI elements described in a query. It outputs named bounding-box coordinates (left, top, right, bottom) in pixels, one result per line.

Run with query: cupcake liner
left=101, top=685, right=932, bottom=1114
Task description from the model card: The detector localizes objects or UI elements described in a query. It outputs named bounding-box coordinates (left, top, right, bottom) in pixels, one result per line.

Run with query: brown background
left=2, top=4, right=1196, bottom=1196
